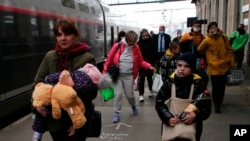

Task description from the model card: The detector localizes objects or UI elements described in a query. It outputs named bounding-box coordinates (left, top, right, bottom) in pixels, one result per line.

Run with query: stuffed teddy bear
left=51, top=70, right=87, bottom=129
left=32, top=82, right=53, bottom=108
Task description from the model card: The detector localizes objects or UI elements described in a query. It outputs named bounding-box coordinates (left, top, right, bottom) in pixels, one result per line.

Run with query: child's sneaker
left=113, top=114, right=120, bottom=123
left=132, top=105, right=138, bottom=115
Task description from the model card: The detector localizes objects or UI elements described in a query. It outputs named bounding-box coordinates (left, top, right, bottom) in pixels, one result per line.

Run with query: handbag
left=227, top=68, right=245, bottom=86
left=152, top=73, right=163, bottom=93
left=107, top=43, right=121, bottom=82
left=162, top=84, right=196, bottom=141
left=99, top=87, right=114, bottom=101
left=107, top=63, right=119, bottom=82
left=88, top=110, right=102, bottom=137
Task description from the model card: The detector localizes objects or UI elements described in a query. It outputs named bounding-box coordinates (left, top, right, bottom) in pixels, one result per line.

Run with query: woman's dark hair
left=207, top=21, right=218, bottom=32
left=192, top=20, right=202, bottom=25
left=117, top=31, right=126, bottom=42
left=140, top=28, right=148, bottom=36
left=53, top=18, right=80, bottom=37
left=238, top=24, right=245, bottom=28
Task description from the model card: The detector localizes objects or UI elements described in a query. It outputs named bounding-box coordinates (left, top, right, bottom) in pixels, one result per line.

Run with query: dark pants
left=49, top=119, right=91, bottom=141
left=210, top=74, right=228, bottom=107
left=50, top=129, right=87, bottom=141
left=234, top=50, right=244, bottom=68
left=197, top=69, right=209, bottom=87
left=32, top=113, right=46, bottom=133
left=139, top=70, right=153, bottom=96
left=156, top=52, right=165, bottom=61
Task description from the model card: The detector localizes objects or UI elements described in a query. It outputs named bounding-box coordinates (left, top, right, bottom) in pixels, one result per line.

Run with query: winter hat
left=78, top=63, right=102, bottom=84
left=177, top=52, right=196, bottom=72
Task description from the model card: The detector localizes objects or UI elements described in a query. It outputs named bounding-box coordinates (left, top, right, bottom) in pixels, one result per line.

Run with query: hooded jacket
left=155, top=72, right=211, bottom=125
left=197, top=29, right=235, bottom=75
left=137, top=36, right=156, bottom=66
left=103, top=41, right=152, bottom=79
left=33, top=42, right=96, bottom=133
left=179, top=30, right=205, bottom=58
left=34, top=43, right=95, bottom=84
left=228, top=30, right=249, bottom=51
left=155, top=72, right=211, bottom=140
left=160, top=49, right=179, bottom=82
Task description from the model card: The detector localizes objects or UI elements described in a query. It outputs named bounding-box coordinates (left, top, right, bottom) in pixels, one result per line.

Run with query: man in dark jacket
left=153, top=25, right=171, bottom=62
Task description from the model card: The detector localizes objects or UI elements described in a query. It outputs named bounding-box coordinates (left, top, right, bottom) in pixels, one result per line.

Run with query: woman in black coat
left=137, top=28, right=157, bottom=102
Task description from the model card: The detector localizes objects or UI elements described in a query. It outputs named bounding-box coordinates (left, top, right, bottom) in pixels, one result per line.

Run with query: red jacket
left=103, top=42, right=152, bottom=79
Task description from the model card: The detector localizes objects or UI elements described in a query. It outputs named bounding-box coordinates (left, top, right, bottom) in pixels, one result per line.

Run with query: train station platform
left=1, top=65, right=250, bottom=141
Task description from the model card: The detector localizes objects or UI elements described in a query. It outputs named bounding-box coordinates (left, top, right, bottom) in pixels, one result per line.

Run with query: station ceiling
left=100, top=0, right=189, bottom=6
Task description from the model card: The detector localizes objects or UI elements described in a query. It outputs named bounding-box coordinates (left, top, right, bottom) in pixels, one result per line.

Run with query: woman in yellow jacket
left=198, top=22, right=235, bottom=113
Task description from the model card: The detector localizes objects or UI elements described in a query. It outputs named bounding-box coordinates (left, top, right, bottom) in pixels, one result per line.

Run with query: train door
left=0, top=48, right=3, bottom=119
left=110, top=26, right=114, bottom=47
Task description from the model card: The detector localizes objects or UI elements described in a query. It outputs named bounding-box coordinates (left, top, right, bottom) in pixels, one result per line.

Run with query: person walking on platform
left=179, top=20, right=205, bottom=55
left=228, top=24, right=249, bottom=68
left=198, top=22, right=236, bottom=113
left=150, top=30, right=155, bottom=37
left=137, top=28, right=157, bottom=101
left=159, top=41, right=180, bottom=83
left=155, top=52, right=211, bottom=141
left=115, top=31, right=126, bottom=43
left=153, top=25, right=171, bottom=65
left=103, top=30, right=156, bottom=123
left=172, top=30, right=182, bottom=43
left=179, top=20, right=208, bottom=87
left=32, top=18, right=98, bottom=141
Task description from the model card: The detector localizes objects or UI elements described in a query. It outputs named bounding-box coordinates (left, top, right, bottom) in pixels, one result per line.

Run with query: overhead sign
left=187, top=17, right=197, bottom=27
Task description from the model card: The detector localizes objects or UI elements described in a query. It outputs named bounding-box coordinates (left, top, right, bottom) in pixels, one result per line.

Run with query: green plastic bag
left=99, top=87, right=114, bottom=101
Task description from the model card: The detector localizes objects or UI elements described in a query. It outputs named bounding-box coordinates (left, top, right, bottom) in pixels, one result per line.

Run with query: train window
left=61, top=0, right=75, bottom=9
left=49, top=20, right=54, bottom=37
left=4, top=15, right=14, bottom=24
left=103, top=6, right=110, bottom=13
left=79, top=3, right=89, bottom=13
left=30, top=16, right=38, bottom=36
left=95, top=8, right=102, bottom=15
left=90, top=7, right=95, bottom=15
left=31, top=17, right=37, bottom=25
left=97, top=25, right=103, bottom=33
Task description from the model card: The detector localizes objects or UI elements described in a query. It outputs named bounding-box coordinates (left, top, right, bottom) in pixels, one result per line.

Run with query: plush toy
left=32, top=82, right=53, bottom=108
left=51, top=70, right=86, bottom=129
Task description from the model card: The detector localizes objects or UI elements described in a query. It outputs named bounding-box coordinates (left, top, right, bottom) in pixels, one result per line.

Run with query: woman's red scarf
left=54, top=42, right=89, bottom=71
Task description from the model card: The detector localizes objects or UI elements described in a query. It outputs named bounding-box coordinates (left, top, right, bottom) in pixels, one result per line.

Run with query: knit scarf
left=54, top=42, right=89, bottom=71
